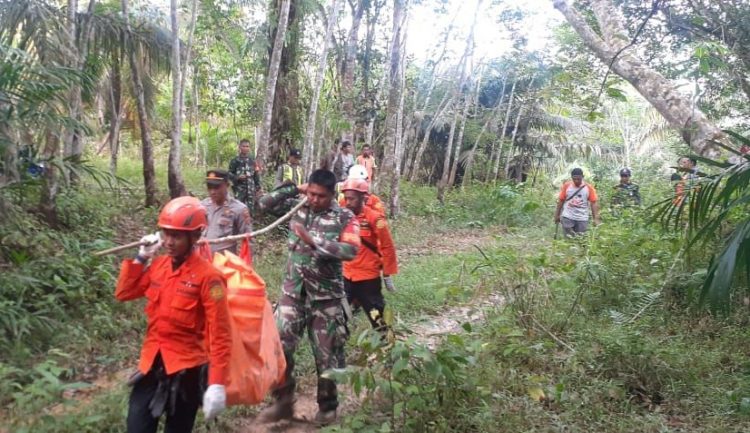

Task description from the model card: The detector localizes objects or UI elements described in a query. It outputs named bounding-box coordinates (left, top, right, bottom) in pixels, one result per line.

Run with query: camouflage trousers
left=272, top=293, right=349, bottom=411
left=233, top=187, right=256, bottom=213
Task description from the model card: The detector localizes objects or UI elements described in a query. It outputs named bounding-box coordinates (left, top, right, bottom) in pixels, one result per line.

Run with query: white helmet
left=348, top=164, right=368, bottom=181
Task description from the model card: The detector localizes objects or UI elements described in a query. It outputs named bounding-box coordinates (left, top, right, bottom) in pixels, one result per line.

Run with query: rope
left=92, top=197, right=307, bottom=256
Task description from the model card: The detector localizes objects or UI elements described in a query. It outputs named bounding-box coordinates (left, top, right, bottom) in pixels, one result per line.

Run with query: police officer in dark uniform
left=228, top=139, right=262, bottom=214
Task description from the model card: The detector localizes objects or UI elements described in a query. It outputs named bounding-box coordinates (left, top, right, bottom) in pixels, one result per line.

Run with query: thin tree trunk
left=381, top=0, right=407, bottom=215
left=168, top=0, right=187, bottom=198
left=449, top=64, right=483, bottom=187
left=486, top=76, right=507, bottom=172
left=40, top=131, right=60, bottom=226
left=390, top=20, right=409, bottom=217
left=438, top=0, right=480, bottom=198
left=303, top=0, right=339, bottom=176
left=409, top=91, right=452, bottom=182
left=257, top=0, right=292, bottom=167
left=365, top=43, right=390, bottom=148
left=108, top=53, right=122, bottom=177
left=122, top=0, right=157, bottom=207
left=0, top=103, right=19, bottom=187
left=553, top=0, right=723, bottom=156
left=341, top=0, right=364, bottom=144
left=493, top=78, right=516, bottom=181
left=504, top=98, right=527, bottom=179
left=437, top=106, right=459, bottom=201
left=63, top=0, right=97, bottom=185
left=464, top=75, right=503, bottom=187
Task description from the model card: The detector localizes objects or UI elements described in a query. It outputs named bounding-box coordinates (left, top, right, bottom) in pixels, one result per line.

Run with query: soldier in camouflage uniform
left=228, top=139, right=262, bottom=213
left=612, top=168, right=641, bottom=207
left=257, top=169, right=360, bottom=426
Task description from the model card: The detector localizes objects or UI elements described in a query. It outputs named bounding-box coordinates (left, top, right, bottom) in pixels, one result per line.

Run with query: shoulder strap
left=563, top=184, right=587, bottom=204
left=360, top=238, right=381, bottom=257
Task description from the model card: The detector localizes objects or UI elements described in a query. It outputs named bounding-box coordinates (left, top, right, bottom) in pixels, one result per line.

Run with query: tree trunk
left=40, top=131, right=60, bottom=226
left=486, top=76, right=507, bottom=172
left=168, top=0, right=187, bottom=198
left=303, top=0, right=339, bottom=175
left=390, top=21, right=408, bottom=217
left=493, top=78, right=516, bottom=181
left=449, top=64, right=483, bottom=187
left=341, top=0, right=365, bottom=144
left=504, top=98, right=526, bottom=179
left=108, top=51, right=123, bottom=177
left=0, top=103, right=20, bottom=187
left=257, top=0, right=292, bottom=168
left=381, top=0, right=407, bottom=215
left=269, top=0, right=301, bottom=165
left=438, top=0, right=480, bottom=198
left=122, top=0, right=157, bottom=207
left=63, top=0, right=96, bottom=185
left=409, top=92, right=452, bottom=182
left=553, top=0, right=723, bottom=156
left=464, top=75, right=503, bottom=187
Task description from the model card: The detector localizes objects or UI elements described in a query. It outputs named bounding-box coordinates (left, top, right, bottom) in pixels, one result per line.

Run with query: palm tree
left=0, top=0, right=172, bottom=219
left=656, top=131, right=750, bottom=313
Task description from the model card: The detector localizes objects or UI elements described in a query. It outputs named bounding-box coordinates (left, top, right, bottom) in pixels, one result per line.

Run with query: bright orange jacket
left=115, top=251, right=232, bottom=385
left=339, top=194, right=386, bottom=218
left=343, top=206, right=398, bottom=282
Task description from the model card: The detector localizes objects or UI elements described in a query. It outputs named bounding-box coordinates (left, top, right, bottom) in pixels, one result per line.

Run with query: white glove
left=137, top=233, right=161, bottom=260
left=202, top=384, right=226, bottom=421
left=383, top=276, right=396, bottom=292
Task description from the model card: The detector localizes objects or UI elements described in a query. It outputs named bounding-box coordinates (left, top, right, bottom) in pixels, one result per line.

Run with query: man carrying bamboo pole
left=257, top=169, right=360, bottom=426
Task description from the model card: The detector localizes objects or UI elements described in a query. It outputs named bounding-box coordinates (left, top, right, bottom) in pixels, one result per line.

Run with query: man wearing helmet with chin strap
left=115, top=196, right=231, bottom=433
left=339, top=164, right=386, bottom=217
left=341, top=178, right=398, bottom=333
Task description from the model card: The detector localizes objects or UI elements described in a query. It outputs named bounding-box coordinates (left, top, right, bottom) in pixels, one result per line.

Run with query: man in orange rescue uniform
left=339, top=164, right=386, bottom=217
left=341, top=178, right=398, bottom=331
left=115, top=196, right=231, bottom=433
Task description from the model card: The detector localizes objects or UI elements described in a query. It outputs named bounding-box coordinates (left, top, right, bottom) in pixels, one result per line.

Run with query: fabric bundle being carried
left=212, top=251, right=286, bottom=405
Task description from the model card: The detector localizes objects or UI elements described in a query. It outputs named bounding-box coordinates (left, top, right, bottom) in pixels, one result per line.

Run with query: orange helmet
left=341, top=178, right=370, bottom=194
left=157, top=196, right=207, bottom=231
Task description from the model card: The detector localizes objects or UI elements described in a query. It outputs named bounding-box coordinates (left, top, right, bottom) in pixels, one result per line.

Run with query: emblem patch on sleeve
left=208, top=279, right=225, bottom=300
left=376, top=219, right=387, bottom=229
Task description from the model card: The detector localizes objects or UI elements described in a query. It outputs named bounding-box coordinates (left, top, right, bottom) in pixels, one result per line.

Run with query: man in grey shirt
left=334, top=141, right=355, bottom=182
left=554, top=168, right=600, bottom=237
left=201, top=169, right=252, bottom=254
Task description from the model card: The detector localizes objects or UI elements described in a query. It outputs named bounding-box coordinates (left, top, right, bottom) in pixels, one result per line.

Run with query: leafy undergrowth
left=329, top=209, right=750, bottom=433
left=0, top=185, right=153, bottom=429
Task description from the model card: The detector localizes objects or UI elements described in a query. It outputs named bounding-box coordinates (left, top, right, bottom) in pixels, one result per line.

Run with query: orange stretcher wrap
left=212, top=251, right=286, bottom=406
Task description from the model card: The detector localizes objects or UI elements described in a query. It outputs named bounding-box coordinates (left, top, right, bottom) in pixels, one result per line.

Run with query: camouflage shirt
left=260, top=185, right=360, bottom=301
left=612, top=183, right=641, bottom=206
left=228, top=155, right=261, bottom=210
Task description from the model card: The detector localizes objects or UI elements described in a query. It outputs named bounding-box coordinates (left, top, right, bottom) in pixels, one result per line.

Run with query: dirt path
left=237, top=226, right=506, bottom=433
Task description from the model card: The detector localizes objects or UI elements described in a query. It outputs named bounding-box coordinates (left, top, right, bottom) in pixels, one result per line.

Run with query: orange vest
left=115, top=251, right=232, bottom=385
left=343, top=206, right=398, bottom=282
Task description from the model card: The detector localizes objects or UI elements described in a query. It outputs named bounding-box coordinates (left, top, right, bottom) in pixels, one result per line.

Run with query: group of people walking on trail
left=554, top=157, right=698, bottom=238
left=111, top=134, right=701, bottom=431
left=114, top=139, right=395, bottom=432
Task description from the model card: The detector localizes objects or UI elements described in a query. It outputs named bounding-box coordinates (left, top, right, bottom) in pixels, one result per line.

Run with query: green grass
left=332, top=205, right=750, bottom=433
